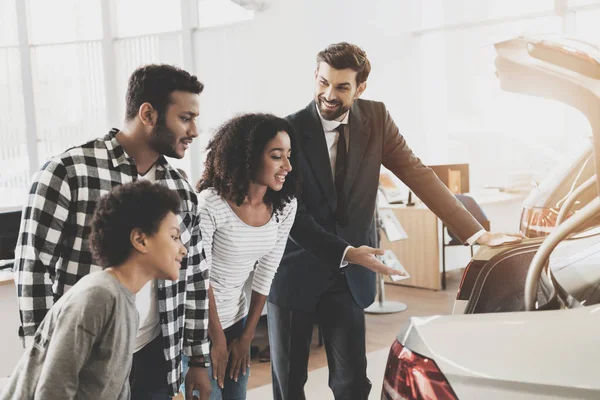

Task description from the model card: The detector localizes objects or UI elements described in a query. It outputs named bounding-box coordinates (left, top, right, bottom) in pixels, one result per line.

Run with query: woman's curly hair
left=197, top=113, right=300, bottom=214
left=89, top=180, right=181, bottom=267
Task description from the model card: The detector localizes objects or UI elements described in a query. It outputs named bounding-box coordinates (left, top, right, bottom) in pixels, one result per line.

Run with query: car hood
left=398, top=305, right=600, bottom=392
left=494, top=36, right=600, bottom=185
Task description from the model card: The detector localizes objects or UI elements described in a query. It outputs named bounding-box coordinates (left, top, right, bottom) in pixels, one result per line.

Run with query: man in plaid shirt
left=14, top=64, right=212, bottom=399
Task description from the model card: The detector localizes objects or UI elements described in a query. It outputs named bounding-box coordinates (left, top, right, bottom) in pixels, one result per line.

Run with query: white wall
left=191, top=0, right=427, bottom=174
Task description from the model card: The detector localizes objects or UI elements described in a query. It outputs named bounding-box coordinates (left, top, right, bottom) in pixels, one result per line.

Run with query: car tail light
left=520, top=206, right=559, bottom=238
left=382, top=339, right=458, bottom=400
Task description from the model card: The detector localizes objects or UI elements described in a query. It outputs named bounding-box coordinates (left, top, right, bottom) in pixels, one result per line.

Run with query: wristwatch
left=188, top=359, right=211, bottom=368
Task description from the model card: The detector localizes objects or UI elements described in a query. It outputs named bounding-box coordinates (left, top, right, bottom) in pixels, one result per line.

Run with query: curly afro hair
left=197, top=113, right=300, bottom=214
left=125, top=64, right=204, bottom=122
left=89, top=180, right=181, bottom=268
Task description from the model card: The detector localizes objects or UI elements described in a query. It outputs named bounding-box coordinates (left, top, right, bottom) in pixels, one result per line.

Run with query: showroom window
left=25, top=0, right=107, bottom=163
left=0, top=0, right=29, bottom=202
left=0, top=0, right=255, bottom=209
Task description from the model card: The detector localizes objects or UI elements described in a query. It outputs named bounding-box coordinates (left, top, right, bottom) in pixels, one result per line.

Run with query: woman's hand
left=228, top=335, right=251, bottom=382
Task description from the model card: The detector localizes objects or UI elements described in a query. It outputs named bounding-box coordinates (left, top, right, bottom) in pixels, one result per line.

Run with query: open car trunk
left=459, top=230, right=600, bottom=314
left=494, top=36, right=600, bottom=190
left=457, top=36, right=600, bottom=314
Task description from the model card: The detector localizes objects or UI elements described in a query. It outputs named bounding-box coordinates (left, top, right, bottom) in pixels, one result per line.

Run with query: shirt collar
left=316, top=103, right=349, bottom=132
left=104, top=128, right=131, bottom=168
left=104, top=128, right=169, bottom=173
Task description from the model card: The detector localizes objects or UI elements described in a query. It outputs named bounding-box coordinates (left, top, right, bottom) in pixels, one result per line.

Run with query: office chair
left=441, top=194, right=490, bottom=290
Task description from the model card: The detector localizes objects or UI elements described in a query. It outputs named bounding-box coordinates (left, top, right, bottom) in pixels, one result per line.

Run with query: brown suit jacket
left=269, top=99, right=483, bottom=310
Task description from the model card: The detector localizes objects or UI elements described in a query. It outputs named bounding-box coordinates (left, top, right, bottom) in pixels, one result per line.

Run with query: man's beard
left=317, top=96, right=351, bottom=121
left=149, top=122, right=180, bottom=159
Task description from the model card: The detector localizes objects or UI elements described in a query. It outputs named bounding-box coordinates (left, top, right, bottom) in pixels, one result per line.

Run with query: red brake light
left=382, top=340, right=458, bottom=400
left=520, top=206, right=559, bottom=238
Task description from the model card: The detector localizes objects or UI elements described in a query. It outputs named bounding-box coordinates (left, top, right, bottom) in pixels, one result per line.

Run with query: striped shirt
left=198, top=188, right=297, bottom=329
left=13, top=129, right=209, bottom=396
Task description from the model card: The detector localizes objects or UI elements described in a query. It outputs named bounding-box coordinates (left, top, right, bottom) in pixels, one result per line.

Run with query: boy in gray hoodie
left=1, top=180, right=187, bottom=399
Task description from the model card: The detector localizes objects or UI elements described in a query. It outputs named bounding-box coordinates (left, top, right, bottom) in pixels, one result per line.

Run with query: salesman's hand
left=185, top=363, right=212, bottom=400
left=344, top=246, right=404, bottom=276
left=476, top=231, right=526, bottom=247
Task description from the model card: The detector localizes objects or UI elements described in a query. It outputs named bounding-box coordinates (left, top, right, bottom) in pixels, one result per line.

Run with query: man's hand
left=344, top=246, right=404, bottom=276
left=228, top=335, right=251, bottom=383
left=184, top=363, right=212, bottom=400
left=210, top=338, right=229, bottom=389
left=476, top=231, right=526, bottom=247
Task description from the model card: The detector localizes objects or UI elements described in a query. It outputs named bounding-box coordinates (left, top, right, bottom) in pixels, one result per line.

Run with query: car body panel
left=398, top=305, right=600, bottom=399
left=493, top=35, right=600, bottom=182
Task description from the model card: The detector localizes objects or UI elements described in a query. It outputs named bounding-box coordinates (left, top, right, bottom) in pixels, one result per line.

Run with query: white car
left=382, top=36, right=600, bottom=400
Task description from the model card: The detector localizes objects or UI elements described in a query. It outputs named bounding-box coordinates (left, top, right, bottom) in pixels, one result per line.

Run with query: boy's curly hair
left=89, top=180, right=181, bottom=267
left=197, top=113, right=300, bottom=213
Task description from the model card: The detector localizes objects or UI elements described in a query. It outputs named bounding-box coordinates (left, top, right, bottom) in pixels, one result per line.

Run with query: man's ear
left=355, top=82, right=367, bottom=99
left=138, top=103, right=157, bottom=127
left=131, top=228, right=148, bottom=254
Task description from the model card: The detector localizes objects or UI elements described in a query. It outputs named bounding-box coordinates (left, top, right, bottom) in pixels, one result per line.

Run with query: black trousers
left=267, top=276, right=371, bottom=400
left=129, top=334, right=171, bottom=400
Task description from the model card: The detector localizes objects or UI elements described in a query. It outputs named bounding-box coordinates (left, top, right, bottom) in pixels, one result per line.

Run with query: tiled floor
left=246, top=348, right=390, bottom=399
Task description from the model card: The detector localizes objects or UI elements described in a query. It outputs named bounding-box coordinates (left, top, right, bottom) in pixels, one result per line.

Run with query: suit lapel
left=300, top=101, right=337, bottom=212
left=345, top=103, right=370, bottom=195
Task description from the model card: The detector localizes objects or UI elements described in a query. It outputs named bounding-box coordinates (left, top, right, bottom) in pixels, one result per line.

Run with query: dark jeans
left=181, top=318, right=249, bottom=400
left=130, top=334, right=171, bottom=400
left=268, top=276, right=371, bottom=400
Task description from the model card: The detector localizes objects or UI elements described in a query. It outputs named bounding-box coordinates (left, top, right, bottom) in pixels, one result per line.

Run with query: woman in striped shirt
left=185, top=113, right=299, bottom=400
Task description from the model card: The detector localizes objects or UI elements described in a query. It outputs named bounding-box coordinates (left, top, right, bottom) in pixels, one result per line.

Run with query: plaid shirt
left=14, top=129, right=209, bottom=396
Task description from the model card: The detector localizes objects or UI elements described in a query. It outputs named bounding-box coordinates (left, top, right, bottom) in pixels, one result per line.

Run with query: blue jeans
left=181, top=318, right=250, bottom=400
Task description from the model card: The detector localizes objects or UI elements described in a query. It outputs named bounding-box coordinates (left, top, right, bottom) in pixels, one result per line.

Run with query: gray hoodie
left=1, top=270, right=138, bottom=400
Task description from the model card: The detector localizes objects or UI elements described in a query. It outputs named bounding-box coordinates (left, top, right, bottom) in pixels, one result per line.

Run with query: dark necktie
left=335, top=124, right=348, bottom=227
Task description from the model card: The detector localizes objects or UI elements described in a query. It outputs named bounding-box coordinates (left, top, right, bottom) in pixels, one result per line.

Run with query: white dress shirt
left=319, top=108, right=350, bottom=179
left=316, top=106, right=352, bottom=268
left=134, top=164, right=162, bottom=352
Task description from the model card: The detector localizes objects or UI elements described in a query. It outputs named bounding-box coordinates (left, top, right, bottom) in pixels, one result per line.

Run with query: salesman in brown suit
left=268, top=42, right=523, bottom=400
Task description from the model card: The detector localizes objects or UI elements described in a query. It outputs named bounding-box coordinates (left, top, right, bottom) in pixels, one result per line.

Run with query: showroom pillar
left=14, top=0, right=39, bottom=175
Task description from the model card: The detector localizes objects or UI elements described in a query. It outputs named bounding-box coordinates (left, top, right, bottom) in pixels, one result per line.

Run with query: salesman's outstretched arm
left=290, top=198, right=401, bottom=276
left=380, top=104, right=523, bottom=246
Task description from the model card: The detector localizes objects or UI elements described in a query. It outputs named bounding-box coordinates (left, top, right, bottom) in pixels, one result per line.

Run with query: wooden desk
left=0, top=272, right=23, bottom=378
left=379, top=204, right=441, bottom=290
left=0, top=270, right=13, bottom=286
